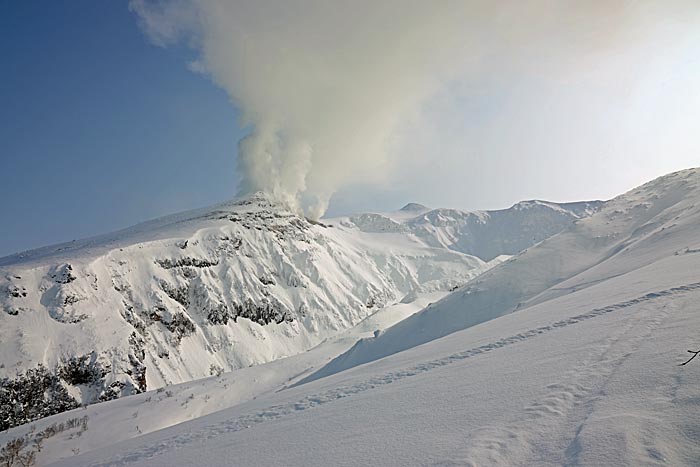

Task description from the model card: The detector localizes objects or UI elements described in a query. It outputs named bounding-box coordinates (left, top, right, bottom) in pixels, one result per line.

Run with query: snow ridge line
left=84, top=282, right=700, bottom=467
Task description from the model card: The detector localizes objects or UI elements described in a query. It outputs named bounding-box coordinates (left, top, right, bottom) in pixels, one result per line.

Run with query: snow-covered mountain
left=351, top=199, right=602, bottom=261
left=2, top=168, right=699, bottom=466
left=304, top=167, right=700, bottom=383
left=0, top=192, right=595, bottom=422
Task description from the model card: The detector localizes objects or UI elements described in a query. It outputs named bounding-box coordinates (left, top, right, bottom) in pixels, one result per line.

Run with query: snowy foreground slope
left=0, top=194, right=590, bottom=412
left=1, top=168, right=698, bottom=466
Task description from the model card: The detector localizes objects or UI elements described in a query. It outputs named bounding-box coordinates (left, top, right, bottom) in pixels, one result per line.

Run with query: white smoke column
left=131, top=0, right=478, bottom=217
left=130, top=0, right=698, bottom=217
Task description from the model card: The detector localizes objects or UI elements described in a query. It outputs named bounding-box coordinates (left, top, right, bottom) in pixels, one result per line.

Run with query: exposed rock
left=156, top=257, right=218, bottom=269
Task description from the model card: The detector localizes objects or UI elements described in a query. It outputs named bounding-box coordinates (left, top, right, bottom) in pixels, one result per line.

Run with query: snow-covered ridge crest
left=0, top=189, right=597, bottom=428
left=345, top=198, right=604, bottom=261
left=0, top=191, right=282, bottom=268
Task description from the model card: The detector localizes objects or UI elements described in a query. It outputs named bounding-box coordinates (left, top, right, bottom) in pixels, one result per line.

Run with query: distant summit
left=400, top=202, right=429, bottom=212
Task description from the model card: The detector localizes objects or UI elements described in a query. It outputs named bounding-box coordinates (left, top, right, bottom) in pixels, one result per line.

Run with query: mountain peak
left=233, top=190, right=282, bottom=208
left=400, top=202, right=429, bottom=212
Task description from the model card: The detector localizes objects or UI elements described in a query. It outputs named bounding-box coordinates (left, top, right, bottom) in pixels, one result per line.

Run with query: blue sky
left=0, top=1, right=245, bottom=257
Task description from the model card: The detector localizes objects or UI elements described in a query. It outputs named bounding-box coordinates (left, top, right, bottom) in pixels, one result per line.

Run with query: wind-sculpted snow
left=303, top=168, right=700, bottom=383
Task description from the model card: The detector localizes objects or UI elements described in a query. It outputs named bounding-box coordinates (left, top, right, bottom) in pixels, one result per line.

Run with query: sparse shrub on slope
left=58, top=353, right=108, bottom=386
left=0, top=365, right=79, bottom=431
left=165, top=312, right=196, bottom=341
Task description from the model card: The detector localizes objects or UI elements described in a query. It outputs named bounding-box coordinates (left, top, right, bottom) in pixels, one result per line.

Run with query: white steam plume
left=130, top=1, right=699, bottom=217
left=131, top=0, right=477, bottom=217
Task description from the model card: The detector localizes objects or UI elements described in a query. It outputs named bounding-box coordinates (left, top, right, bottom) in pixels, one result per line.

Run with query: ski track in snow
left=438, top=292, right=680, bottom=466
left=83, top=282, right=700, bottom=467
left=558, top=307, right=668, bottom=467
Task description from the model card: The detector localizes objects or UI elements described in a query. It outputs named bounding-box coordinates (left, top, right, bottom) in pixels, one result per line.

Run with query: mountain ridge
left=0, top=190, right=594, bottom=425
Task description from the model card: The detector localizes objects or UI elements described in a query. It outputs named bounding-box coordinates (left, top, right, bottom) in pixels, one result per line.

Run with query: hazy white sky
left=134, top=0, right=700, bottom=215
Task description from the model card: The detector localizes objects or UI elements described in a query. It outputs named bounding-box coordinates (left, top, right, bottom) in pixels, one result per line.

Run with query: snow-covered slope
left=0, top=192, right=589, bottom=416
left=6, top=168, right=697, bottom=467
left=304, top=168, right=700, bottom=384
